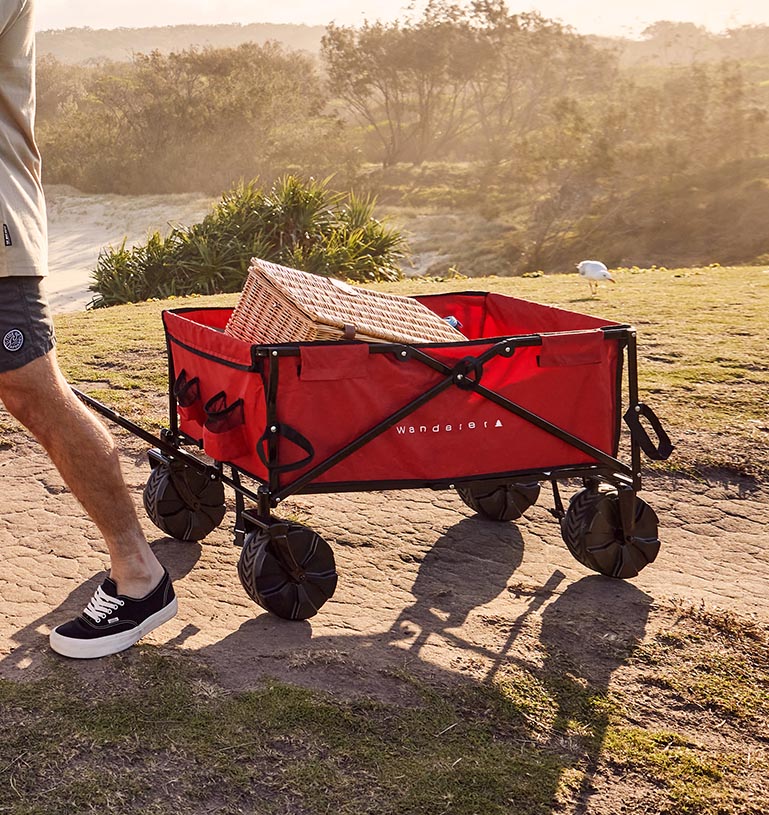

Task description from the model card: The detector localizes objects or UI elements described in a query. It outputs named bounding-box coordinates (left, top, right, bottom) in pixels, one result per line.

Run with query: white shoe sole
left=49, top=597, right=179, bottom=659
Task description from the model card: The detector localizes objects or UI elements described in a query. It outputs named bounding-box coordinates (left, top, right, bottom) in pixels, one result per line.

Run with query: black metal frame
left=73, top=315, right=674, bottom=550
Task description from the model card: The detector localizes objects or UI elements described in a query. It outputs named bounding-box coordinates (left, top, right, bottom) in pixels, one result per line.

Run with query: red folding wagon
left=77, top=286, right=673, bottom=620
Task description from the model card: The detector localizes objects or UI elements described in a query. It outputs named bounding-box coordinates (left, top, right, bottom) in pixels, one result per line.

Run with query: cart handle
left=256, top=422, right=315, bottom=474
left=623, top=403, right=674, bottom=461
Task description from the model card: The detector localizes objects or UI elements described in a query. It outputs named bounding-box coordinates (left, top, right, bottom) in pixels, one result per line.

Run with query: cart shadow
left=192, top=515, right=526, bottom=693
left=0, top=537, right=201, bottom=678
left=537, top=576, right=652, bottom=813
left=193, top=559, right=651, bottom=812
left=386, top=516, right=525, bottom=657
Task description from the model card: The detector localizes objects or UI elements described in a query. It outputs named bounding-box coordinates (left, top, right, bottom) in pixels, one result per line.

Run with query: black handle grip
left=257, top=422, right=315, bottom=474
left=624, top=403, right=674, bottom=461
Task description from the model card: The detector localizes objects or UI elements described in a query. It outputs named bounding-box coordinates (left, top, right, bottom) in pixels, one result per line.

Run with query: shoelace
left=83, top=585, right=125, bottom=623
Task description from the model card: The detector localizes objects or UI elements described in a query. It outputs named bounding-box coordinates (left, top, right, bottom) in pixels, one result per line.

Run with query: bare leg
left=0, top=350, right=163, bottom=597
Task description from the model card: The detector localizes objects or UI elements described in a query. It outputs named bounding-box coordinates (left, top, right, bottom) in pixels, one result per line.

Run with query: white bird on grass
left=577, top=260, right=615, bottom=296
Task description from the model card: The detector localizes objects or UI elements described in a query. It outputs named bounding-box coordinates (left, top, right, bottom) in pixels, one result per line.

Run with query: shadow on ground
left=2, top=512, right=653, bottom=813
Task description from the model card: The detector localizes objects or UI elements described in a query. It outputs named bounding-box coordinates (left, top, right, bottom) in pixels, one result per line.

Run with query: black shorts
left=0, top=276, right=56, bottom=373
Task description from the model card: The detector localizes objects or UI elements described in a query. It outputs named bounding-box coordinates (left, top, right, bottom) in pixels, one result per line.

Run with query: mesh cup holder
left=203, top=391, right=249, bottom=462
left=174, top=370, right=206, bottom=431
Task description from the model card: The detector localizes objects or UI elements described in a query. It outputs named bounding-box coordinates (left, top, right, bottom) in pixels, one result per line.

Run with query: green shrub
left=89, top=176, right=407, bottom=308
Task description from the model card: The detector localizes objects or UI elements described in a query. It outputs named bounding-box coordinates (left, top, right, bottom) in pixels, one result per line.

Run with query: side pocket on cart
left=203, top=391, right=249, bottom=462
left=174, top=370, right=206, bottom=434
left=537, top=331, right=606, bottom=367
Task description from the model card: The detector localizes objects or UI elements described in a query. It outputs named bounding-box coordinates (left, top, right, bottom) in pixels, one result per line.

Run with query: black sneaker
left=49, top=569, right=177, bottom=659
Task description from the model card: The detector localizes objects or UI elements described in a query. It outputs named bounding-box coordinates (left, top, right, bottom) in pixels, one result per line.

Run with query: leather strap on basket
left=257, top=422, right=315, bottom=473
left=623, top=403, right=674, bottom=461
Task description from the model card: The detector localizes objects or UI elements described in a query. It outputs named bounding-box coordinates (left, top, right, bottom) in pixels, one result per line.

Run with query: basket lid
left=244, top=259, right=465, bottom=344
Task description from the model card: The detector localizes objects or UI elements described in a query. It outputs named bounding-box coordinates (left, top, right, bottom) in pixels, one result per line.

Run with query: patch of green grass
left=0, top=651, right=563, bottom=815
left=491, top=666, right=559, bottom=731
left=604, top=728, right=728, bottom=815
left=1, top=600, right=766, bottom=815
left=630, top=603, right=769, bottom=722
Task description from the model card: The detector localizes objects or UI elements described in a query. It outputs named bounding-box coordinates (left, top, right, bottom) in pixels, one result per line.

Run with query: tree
left=322, top=4, right=480, bottom=166
left=464, top=3, right=616, bottom=165
left=322, top=1, right=616, bottom=168
left=640, top=21, right=716, bottom=64
left=37, top=44, right=350, bottom=194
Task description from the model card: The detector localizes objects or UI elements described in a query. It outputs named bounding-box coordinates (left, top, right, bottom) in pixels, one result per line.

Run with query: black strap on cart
left=623, top=403, right=674, bottom=461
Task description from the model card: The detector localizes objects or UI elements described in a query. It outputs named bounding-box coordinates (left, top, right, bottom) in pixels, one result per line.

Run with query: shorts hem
left=0, top=336, right=55, bottom=374
left=0, top=266, right=49, bottom=278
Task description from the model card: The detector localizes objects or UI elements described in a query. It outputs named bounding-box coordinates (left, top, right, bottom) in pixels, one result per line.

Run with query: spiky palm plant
left=90, top=176, right=407, bottom=307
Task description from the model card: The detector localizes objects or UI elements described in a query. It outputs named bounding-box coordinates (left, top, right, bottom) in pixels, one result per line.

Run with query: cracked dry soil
left=1, top=427, right=767, bottom=813
left=1, top=431, right=766, bottom=689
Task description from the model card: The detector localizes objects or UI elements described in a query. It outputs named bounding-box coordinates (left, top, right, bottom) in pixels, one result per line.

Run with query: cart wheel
left=237, top=522, right=338, bottom=620
left=561, top=484, right=660, bottom=578
left=143, top=461, right=226, bottom=542
left=457, top=481, right=540, bottom=521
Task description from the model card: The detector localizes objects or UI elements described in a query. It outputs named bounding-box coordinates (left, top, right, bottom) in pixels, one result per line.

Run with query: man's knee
left=0, top=352, right=65, bottom=426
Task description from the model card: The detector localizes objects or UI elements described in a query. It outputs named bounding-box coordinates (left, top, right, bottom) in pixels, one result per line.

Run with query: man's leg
left=0, top=350, right=164, bottom=597
left=0, top=277, right=176, bottom=657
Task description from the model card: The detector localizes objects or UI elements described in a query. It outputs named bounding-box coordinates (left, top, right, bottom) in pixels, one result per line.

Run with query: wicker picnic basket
left=224, top=259, right=465, bottom=345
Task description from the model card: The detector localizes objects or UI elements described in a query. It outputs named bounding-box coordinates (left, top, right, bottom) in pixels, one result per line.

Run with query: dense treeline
left=37, top=23, right=325, bottom=64
left=612, top=20, right=769, bottom=68
left=37, top=43, right=353, bottom=194
left=37, top=17, right=769, bottom=69
left=37, top=1, right=769, bottom=271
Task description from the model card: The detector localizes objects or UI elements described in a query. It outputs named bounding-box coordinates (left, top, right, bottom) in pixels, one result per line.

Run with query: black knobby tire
left=143, top=461, right=226, bottom=542
left=457, top=481, right=541, bottom=522
left=237, top=523, right=338, bottom=620
left=561, top=485, right=660, bottom=578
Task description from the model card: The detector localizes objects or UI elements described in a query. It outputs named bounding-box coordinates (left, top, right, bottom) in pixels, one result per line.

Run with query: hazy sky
left=35, top=1, right=769, bottom=38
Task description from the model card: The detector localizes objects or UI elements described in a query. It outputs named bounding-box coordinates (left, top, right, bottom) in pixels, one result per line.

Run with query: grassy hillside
left=0, top=266, right=766, bottom=815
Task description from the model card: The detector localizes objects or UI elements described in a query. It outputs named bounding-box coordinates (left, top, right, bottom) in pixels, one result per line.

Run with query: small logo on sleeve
left=2, top=225, right=11, bottom=247
left=3, top=330, right=24, bottom=352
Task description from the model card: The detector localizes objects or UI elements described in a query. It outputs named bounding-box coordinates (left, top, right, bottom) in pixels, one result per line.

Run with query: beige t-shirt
left=0, top=0, right=47, bottom=277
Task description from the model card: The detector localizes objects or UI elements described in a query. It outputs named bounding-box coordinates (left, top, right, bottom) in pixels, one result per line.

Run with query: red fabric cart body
left=162, top=292, right=625, bottom=491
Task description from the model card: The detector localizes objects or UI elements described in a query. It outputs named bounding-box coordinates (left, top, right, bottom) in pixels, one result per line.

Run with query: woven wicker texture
left=224, top=259, right=465, bottom=345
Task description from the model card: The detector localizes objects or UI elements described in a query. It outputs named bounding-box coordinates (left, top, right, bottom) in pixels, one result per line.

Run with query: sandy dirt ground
left=1, top=425, right=765, bottom=697
left=45, top=185, right=214, bottom=313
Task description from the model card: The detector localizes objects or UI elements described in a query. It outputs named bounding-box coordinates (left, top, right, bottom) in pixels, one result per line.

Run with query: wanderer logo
left=3, top=329, right=24, bottom=352
left=396, top=418, right=504, bottom=435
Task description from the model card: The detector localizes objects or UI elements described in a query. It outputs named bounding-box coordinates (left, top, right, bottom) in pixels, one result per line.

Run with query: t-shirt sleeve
left=0, top=2, right=26, bottom=37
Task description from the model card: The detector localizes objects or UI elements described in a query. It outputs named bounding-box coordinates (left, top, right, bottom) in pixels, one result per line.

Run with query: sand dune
left=45, top=185, right=214, bottom=314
